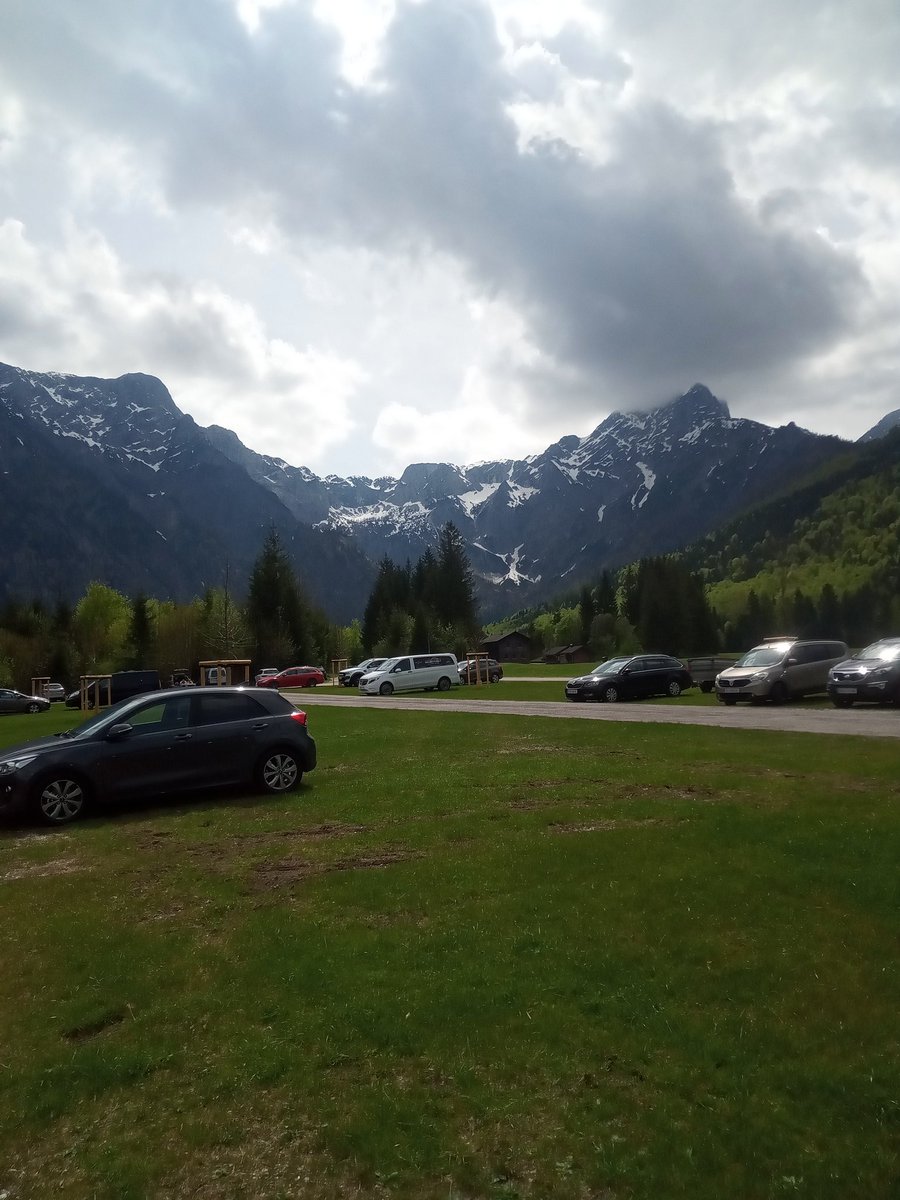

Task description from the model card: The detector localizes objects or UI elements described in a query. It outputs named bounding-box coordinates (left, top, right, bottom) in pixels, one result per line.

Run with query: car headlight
left=868, top=667, right=889, bottom=679
left=0, top=754, right=38, bottom=775
left=748, top=671, right=770, bottom=683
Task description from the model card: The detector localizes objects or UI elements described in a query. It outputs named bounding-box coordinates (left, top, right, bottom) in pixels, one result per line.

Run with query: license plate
left=837, top=687, right=857, bottom=695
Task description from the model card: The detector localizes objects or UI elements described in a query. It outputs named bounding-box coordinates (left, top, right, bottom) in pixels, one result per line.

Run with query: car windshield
left=735, top=644, right=791, bottom=668
left=858, top=641, right=900, bottom=662
left=589, top=658, right=631, bottom=676
left=372, top=658, right=396, bottom=672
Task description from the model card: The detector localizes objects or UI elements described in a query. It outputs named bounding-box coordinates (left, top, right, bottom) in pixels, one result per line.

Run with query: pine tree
left=126, top=594, right=155, bottom=669
left=246, top=528, right=310, bottom=664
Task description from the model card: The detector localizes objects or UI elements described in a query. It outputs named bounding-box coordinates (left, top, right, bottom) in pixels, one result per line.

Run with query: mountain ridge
left=0, top=362, right=875, bottom=618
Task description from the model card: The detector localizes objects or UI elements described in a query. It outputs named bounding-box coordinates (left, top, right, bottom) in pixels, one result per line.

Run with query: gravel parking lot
left=296, top=691, right=900, bottom=740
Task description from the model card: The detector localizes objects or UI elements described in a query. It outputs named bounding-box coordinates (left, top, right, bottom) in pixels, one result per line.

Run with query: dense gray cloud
left=0, top=0, right=897, bottom=468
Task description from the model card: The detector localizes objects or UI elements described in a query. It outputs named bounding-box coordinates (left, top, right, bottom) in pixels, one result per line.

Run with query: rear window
left=195, top=693, right=267, bottom=725
left=413, top=655, right=454, bottom=669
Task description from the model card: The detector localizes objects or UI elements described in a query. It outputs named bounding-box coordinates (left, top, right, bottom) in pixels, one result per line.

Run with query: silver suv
left=715, top=637, right=848, bottom=705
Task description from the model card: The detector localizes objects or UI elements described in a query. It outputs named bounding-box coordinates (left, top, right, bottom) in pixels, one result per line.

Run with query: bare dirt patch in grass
left=248, top=849, right=424, bottom=893
left=549, top=818, right=680, bottom=833
left=62, top=1009, right=129, bottom=1042
left=1, top=857, right=88, bottom=882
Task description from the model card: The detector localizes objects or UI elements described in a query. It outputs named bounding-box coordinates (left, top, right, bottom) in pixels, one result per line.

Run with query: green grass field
left=0, top=705, right=897, bottom=1198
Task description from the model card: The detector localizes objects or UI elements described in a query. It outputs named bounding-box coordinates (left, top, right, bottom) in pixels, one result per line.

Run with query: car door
left=189, top=691, right=264, bottom=785
left=623, top=658, right=652, bottom=698
left=639, top=657, right=671, bottom=697
left=785, top=644, right=820, bottom=695
left=389, top=657, right=413, bottom=691
left=93, top=694, right=196, bottom=799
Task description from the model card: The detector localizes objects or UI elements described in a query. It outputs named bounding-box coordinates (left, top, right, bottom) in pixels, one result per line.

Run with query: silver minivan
left=715, top=637, right=848, bottom=705
left=359, top=653, right=459, bottom=696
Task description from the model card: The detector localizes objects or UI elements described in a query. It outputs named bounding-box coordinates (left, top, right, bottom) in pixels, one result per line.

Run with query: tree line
left=361, top=524, right=481, bottom=657
left=498, top=547, right=896, bottom=660
left=0, top=522, right=482, bottom=691
left=515, top=558, right=720, bottom=660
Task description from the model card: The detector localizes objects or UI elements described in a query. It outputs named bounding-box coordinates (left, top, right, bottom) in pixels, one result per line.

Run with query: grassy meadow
left=0, top=703, right=897, bottom=1199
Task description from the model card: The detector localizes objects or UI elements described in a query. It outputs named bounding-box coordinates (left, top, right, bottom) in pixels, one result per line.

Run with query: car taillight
left=290, top=710, right=308, bottom=726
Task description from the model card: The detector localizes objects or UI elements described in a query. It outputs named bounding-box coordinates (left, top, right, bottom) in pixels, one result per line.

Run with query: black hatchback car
left=565, top=655, right=693, bottom=702
left=0, top=686, right=316, bottom=826
left=827, top=638, right=900, bottom=707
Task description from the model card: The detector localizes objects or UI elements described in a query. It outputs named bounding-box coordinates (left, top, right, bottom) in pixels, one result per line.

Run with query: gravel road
left=297, top=691, right=900, bottom=740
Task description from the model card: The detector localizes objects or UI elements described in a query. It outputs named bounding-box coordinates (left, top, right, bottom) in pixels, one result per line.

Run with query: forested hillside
left=691, top=428, right=900, bottom=644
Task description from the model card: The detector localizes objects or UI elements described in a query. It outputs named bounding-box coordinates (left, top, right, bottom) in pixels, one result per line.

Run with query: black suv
left=566, top=655, right=692, bottom=702
left=66, top=670, right=161, bottom=708
left=827, top=638, right=900, bottom=707
left=0, top=686, right=316, bottom=826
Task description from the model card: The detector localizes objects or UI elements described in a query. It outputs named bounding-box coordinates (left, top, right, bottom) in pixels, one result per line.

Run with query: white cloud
left=0, top=219, right=364, bottom=465
left=0, top=0, right=898, bottom=475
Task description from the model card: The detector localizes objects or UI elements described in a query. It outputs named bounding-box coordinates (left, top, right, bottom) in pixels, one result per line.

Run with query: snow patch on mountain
left=507, top=480, right=538, bottom=507
left=630, top=462, right=656, bottom=510
left=475, top=542, right=541, bottom=585
left=325, top=499, right=434, bottom=538
left=457, top=481, right=500, bottom=517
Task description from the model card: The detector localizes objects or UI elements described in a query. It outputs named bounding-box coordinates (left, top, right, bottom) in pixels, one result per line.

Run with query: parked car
left=458, top=658, right=503, bottom=684
left=257, top=666, right=326, bottom=689
left=42, top=682, right=66, bottom=703
left=338, top=659, right=386, bottom=687
left=715, top=637, right=848, bottom=705
left=0, top=688, right=51, bottom=715
left=66, top=670, right=161, bottom=709
left=565, top=655, right=692, bottom=702
left=255, top=667, right=280, bottom=685
left=0, top=686, right=316, bottom=826
left=359, top=654, right=458, bottom=696
left=827, top=638, right=900, bottom=707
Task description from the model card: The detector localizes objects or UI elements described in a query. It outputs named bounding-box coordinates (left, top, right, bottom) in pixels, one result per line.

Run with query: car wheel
left=770, top=681, right=789, bottom=705
left=831, top=696, right=853, bottom=708
left=489, top=673, right=500, bottom=683
left=437, top=676, right=451, bottom=692
left=27, top=702, right=42, bottom=713
left=257, top=750, right=301, bottom=794
left=666, top=680, right=682, bottom=697
left=34, top=776, right=87, bottom=825
left=602, top=684, right=620, bottom=703
left=379, top=681, right=394, bottom=696
left=722, top=697, right=737, bottom=706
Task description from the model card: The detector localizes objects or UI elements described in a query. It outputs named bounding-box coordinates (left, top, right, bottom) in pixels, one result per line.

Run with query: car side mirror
left=106, top=723, right=133, bottom=741
left=621, top=667, right=632, bottom=675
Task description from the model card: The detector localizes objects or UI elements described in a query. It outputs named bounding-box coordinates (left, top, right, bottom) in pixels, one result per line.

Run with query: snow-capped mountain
left=0, top=363, right=373, bottom=619
left=1, top=362, right=849, bottom=617
left=208, top=384, right=847, bottom=615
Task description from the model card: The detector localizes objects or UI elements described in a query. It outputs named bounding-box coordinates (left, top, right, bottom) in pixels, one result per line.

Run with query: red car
left=257, top=665, right=325, bottom=689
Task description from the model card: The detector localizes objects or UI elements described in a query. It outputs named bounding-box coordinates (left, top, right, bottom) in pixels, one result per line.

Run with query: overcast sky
left=1, top=0, right=897, bottom=475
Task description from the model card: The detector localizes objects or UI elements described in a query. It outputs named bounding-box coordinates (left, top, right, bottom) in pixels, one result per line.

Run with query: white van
left=359, top=653, right=459, bottom=696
